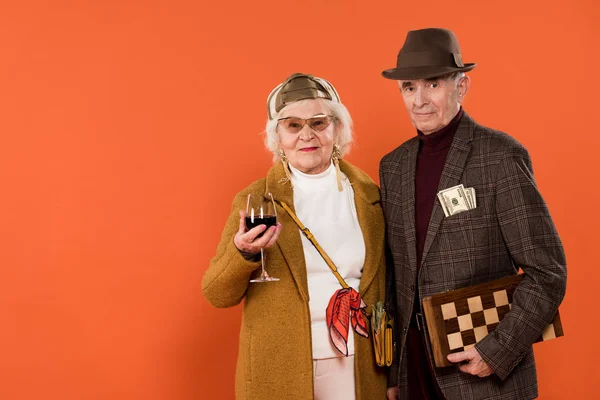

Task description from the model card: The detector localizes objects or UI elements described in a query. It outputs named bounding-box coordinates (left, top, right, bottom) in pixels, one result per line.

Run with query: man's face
left=398, top=74, right=469, bottom=135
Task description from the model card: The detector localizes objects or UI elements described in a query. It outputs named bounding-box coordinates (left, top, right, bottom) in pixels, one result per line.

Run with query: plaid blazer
left=380, top=113, right=566, bottom=400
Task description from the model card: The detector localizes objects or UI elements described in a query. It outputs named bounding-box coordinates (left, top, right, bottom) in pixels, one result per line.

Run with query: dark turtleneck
left=415, top=107, right=464, bottom=270
left=407, top=107, right=463, bottom=400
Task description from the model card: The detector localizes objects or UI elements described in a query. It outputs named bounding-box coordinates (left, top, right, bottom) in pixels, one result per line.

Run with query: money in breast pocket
left=437, top=184, right=477, bottom=217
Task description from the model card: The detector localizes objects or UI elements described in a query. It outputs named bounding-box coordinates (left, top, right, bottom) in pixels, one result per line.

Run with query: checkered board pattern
left=422, top=275, right=564, bottom=368
left=443, top=289, right=511, bottom=353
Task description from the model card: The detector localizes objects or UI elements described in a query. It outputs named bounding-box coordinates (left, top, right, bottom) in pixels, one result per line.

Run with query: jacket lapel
left=264, top=160, right=383, bottom=301
left=421, top=113, right=475, bottom=265
left=265, top=163, right=310, bottom=302
left=401, top=139, right=420, bottom=273
left=339, top=160, right=384, bottom=296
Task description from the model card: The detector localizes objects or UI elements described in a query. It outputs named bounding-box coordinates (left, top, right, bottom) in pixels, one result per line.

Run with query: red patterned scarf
left=326, top=287, right=369, bottom=356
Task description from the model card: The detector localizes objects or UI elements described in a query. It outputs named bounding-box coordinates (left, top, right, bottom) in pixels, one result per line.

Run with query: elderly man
left=379, top=28, right=566, bottom=400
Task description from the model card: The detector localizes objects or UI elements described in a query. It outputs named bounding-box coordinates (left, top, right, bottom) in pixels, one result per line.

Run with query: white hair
left=449, top=71, right=466, bottom=84
left=264, top=98, right=354, bottom=161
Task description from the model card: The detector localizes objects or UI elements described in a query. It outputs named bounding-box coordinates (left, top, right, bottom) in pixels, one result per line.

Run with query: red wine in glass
left=245, top=215, right=277, bottom=237
left=246, top=193, right=280, bottom=283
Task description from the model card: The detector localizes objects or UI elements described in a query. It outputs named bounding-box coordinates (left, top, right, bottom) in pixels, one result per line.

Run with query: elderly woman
left=202, top=73, right=387, bottom=399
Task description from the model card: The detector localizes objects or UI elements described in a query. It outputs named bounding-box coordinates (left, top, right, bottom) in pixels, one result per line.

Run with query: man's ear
left=457, top=75, right=471, bottom=103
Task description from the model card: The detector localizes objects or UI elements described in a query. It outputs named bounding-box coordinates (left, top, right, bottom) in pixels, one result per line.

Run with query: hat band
left=396, top=51, right=464, bottom=69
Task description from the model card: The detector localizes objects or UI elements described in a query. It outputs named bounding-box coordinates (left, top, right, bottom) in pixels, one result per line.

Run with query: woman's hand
left=233, top=210, right=282, bottom=256
left=386, top=386, right=399, bottom=399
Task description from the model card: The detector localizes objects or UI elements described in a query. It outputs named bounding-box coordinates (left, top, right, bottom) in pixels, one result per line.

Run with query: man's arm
left=474, top=145, right=567, bottom=380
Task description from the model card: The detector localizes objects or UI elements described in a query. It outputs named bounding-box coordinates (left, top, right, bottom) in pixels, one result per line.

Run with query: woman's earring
left=278, top=148, right=293, bottom=188
left=332, top=144, right=343, bottom=192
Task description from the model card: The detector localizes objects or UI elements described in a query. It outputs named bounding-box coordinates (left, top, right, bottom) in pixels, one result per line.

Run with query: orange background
left=0, top=1, right=598, bottom=399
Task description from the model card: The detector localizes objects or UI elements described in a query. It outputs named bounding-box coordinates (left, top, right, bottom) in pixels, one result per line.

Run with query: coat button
left=410, top=284, right=415, bottom=291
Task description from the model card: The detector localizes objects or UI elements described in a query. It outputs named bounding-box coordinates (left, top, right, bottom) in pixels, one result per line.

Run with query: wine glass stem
left=260, top=248, right=266, bottom=275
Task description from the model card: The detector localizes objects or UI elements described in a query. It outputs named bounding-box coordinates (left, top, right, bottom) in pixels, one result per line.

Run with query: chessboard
left=422, top=274, right=564, bottom=368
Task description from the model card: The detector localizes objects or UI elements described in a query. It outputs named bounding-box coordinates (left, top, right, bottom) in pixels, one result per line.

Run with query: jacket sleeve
left=380, top=159, right=400, bottom=388
left=385, top=244, right=400, bottom=388
left=202, top=192, right=261, bottom=308
left=475, top=145, right=567, bottom=380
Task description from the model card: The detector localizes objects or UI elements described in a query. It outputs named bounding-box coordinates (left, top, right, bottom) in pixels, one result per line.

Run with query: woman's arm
left=202, top=191, right=282, bottom=307
left=202, top=192, right=262, bottom=308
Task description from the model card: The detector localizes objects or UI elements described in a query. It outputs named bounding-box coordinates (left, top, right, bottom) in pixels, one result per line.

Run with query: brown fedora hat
left=382, top=28, right=476, bottom=80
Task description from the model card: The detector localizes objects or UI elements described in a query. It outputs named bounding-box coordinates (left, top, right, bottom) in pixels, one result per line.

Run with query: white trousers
left=313, top=355, right=356, bottom=400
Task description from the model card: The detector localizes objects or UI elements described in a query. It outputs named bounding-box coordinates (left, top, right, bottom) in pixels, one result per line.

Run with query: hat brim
left=381, top=64, right=476, bottom=80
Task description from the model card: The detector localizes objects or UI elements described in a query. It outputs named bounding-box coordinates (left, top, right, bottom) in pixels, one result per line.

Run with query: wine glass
left=246, top=192, right=280, bottom=283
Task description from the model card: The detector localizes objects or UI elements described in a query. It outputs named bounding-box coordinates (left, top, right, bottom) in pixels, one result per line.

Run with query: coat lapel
left=339, top=160, right=384, bottom=296
left=264, top=160, right=383, bottom=302
left=265, top=163, right=310, bottom=302
left=421, top=113, right=475, bottom=265
left=401, top=139, right=420, bottom=273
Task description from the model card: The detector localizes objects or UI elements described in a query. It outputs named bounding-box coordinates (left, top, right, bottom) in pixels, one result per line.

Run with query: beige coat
left=203, top=160, right=388, bottom=399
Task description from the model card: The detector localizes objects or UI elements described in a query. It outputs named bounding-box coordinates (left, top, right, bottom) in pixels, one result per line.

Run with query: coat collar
left=264, top=159, right=380, bottom=205
left=263, top=159, right=382, bottom=301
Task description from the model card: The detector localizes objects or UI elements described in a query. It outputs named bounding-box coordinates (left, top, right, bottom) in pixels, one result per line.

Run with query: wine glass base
left=250, top=269, right=280, bottom=283
left=250, top=245, right=279, bottom=283
left=250, top=276, right=280, bottom=283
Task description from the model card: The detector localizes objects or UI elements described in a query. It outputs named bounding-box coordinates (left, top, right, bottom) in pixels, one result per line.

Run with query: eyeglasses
left=277, top=115, right=334, bottom=134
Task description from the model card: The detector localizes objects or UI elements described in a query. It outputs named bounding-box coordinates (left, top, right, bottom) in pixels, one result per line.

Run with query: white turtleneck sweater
left=289, top=162, right=366, bottom=359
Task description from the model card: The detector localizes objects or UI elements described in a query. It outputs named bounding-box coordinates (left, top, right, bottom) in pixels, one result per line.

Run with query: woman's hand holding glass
left=233, top=209, right=282, bottom=255
left=236, top=193, right=281, bottom=282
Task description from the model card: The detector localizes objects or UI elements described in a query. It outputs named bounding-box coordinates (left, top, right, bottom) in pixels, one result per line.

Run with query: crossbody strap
left=277, top=200, right=349, bottom=289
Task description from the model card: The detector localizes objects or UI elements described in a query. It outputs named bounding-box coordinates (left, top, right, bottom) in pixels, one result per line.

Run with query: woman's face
left=277, top=99, right=338, bottom=175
